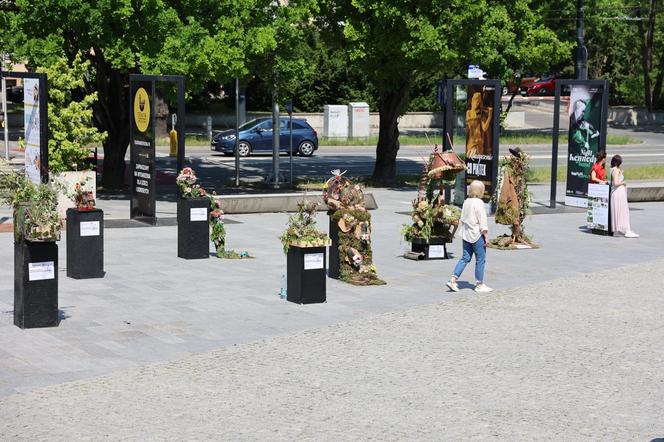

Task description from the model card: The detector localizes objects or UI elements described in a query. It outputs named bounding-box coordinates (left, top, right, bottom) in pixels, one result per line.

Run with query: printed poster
left=465, top=84, right=496, bottom=201
left=23, top=78, right=41, bottom=183
left=566, top=85, right=604, bottom=207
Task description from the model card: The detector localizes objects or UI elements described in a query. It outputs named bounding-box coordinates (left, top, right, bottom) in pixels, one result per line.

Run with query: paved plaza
left=1, top=188, right=663, bottom=438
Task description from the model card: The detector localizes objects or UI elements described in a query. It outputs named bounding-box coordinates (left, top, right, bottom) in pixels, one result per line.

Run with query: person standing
left=590, top=151, right=608, bottom=184
left=609, top=155, right=639, bottom=238
left=446, top=180, right=493, bottom=293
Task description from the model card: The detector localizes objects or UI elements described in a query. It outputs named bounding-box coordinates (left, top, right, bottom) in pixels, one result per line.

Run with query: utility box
left=323, top=105, right=348, bottom=138
left=348, top=102, right=370, bottom=138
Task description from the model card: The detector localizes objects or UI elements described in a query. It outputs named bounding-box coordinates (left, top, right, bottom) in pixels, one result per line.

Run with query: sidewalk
left=1, top=258, right=663, bottom=439
left=1, top=188, right=663, bottom=397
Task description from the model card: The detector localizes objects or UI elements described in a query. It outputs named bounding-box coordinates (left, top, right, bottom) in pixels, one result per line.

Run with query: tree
left=36, top=54, right=107, bottom=173
left=318, top=0, right=571, bottom=185
left=3, top=0, right=316, bottom=188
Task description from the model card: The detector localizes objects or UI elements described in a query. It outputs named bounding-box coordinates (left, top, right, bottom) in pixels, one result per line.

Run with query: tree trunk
left=371, top=79, right=411, bottom=186
left=92, top=51, right=130, bottom=189
left=653, top=48, right=664, bottom=109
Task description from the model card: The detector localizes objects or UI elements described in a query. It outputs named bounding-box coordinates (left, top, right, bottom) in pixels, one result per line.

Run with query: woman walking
left=610, top=155, right=639, bottom=238
left=446, top=180, right=493, bottom=293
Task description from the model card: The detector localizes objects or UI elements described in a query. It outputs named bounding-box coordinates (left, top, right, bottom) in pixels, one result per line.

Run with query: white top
left=459, top=197, right=489, bottom=243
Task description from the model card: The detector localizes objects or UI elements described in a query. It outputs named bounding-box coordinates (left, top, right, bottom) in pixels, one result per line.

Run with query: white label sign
left=28, top=261, right=55, bottom=281
left=190, top=208, right=208, bottom=222
left=80, top=221, right=100, bottom=237
left=428, top=245, right=445, bottom=258
left=304, top=253, right=324, bottom=270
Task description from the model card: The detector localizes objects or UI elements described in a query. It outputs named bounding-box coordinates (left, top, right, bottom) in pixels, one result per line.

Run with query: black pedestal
left=328, top=217, right=340, bottom=279
left=411, top=237, right=450, bottom=260
left=14, top=241, right=59, bottom=328
left=177, top=198, right=210, bottom=259
left=287, top=246, right=326, bottom=304
left=66, top=208, right=104, bottom=279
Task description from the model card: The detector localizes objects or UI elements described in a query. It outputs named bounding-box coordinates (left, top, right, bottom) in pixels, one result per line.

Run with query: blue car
left=211, top=117, right=319, bottom=157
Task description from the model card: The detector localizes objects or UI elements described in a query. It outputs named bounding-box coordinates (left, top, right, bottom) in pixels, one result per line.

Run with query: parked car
left=503, top=74, right=539, bottom=95
left=211, top=117, right=319, bottom=157
left=526, top=76, right=556, bottom=96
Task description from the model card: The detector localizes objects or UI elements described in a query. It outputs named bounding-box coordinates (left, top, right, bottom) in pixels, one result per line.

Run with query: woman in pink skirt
left=610, top=155, right=639, bottom=238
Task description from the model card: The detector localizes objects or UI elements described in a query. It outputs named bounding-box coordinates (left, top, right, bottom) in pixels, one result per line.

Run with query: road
left=176, top=125, right=663, bottom=186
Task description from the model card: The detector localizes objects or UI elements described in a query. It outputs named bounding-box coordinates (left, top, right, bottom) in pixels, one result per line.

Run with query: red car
left=526, top=76, right=556, bottom=96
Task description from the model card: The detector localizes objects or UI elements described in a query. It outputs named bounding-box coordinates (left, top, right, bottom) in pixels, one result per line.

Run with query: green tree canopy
left=3, top=0, right=318, bottom=187
left=318, top=0, right=572, bottom=184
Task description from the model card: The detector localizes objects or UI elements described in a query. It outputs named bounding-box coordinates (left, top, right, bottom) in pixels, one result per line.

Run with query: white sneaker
left=625, top=231, right=639, bottom=238
left=446, top=280, right=459, bottom=292
left=474, top=283, right=493, bottom=293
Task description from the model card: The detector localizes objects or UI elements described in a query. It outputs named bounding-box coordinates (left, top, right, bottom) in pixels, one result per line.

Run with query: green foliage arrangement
left=36, top=54, right=107, bottom=174
left=279, top=200, right=331, bottom=254
left=0, top=162, right=60, bottom=242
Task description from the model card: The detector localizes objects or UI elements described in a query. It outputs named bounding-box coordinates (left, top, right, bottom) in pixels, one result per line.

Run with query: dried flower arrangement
left=324, top=170, right=384, bottom=286
left=402, top=145, right=463, bottom=243
left=490, top=148, right=538, bottom=249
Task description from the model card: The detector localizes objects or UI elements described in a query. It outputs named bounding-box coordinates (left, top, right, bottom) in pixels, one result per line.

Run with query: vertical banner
left=130, top=81, right=156, bottom=223
left=566, top=84, right=605, bottom=207
left=465, top=84, right=496, bottom=201
left=23, top=78, right=41, bottom=183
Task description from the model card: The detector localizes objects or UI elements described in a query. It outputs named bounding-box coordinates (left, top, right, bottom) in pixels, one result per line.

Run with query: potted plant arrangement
left=39, top=54, right=106, bottom=220
left=279, top=200, right=331, bottom=304
left=65, top=177, right=104, bottom=279
left=1, top=164, right=60, bottom=328
left=489, top=147, right=538, bottom=249
left=323, top=170, right=384, bottom=285
left=402, top=145, right=465, bottom=260
left=176, top=167, right=210, bottom=259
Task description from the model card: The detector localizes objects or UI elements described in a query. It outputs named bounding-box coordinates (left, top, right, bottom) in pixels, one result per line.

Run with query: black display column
left=177, top=198, right=210, bottom=259
left=411, top=237, right=449, bottom=260
left=287, top=246, right=326, bottom=304
left=66, top=208, right=105, bottom=279
left=328, top=216, right=340, bottom=279
left=14, top=241, right=59, bottom=328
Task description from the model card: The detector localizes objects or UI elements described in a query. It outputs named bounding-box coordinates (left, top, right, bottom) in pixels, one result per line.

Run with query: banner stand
left=443, top=79, right=500, bottom=209
left=129, top=74, right=185, bottom=225
left=0, top=71, right=48, bottom=184
left=550, top=80, right=609, bottom=209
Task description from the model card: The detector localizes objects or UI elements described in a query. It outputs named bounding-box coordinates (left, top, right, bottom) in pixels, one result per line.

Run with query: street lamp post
left=575, top=0, right=588, bottom=80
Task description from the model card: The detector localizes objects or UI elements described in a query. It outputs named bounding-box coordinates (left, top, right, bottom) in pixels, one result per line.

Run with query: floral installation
left=176, top=167, right=251, bottom=259
left=401, top=145, right=463, bottom=243
left=324, top=170, right=384, bottom=286
left=176, top=167, right=207, bottom=199
left=490, top=147, right=538, bottom=249
left=66, top=176, right=95, bottom=211
left=279, top=200, right=331, bottom=253
left=0, top=161, right=60, bottom=242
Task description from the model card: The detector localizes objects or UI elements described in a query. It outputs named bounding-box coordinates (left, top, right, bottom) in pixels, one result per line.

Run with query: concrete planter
left=411, top=236, right=450, bottom=260
left=177, top=198, right=210, bottom=259
left=287, top=245, right=326, bottom=304
left=328, top=216, right=340, bottom=279
left=14, top=240, right=59, bottom=328
left=51, top=170, right=96, bottom=220
left=66, top=208, right=104, bottom=279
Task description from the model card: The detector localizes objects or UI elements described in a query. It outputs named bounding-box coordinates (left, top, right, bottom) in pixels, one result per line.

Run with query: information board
left=129, top=81, right=156, bottom=223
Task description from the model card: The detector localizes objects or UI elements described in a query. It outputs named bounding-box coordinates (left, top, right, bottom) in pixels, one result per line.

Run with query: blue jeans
left=452, top=236, right=486, bottom=283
